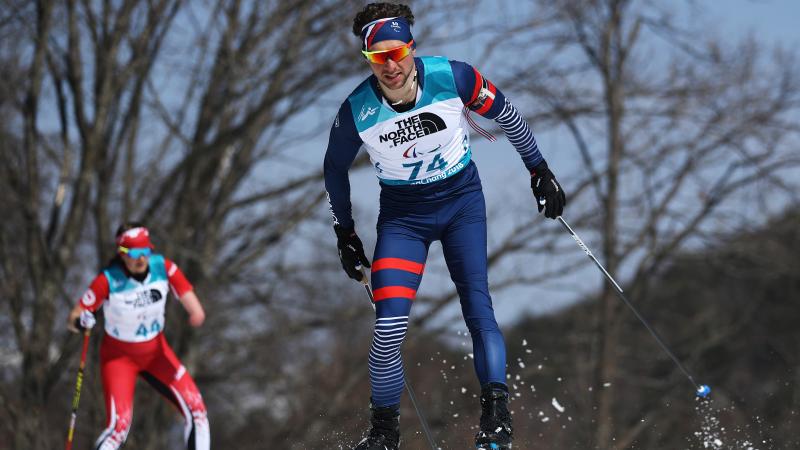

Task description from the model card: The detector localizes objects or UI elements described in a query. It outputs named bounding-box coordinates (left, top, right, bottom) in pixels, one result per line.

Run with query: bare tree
left=0, top=0, right=472, bottom=447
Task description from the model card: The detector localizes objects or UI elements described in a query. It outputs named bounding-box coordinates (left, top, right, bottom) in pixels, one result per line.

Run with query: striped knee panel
left=369, top=316, right=409, bottom=406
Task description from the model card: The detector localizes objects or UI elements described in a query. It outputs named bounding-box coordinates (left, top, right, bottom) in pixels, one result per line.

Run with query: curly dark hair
left=352, top=2, right=414, bottom=36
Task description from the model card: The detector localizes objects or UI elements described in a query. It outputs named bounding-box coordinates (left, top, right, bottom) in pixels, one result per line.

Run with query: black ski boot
left=475, top=382, right=513, bottom=449
left=353, top=404, right=400, bottom=450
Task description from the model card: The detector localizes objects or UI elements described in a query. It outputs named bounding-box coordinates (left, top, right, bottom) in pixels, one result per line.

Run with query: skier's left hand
left=530, top=160, right=566, bottom=219
left=188, top=310, right=205, bottom=327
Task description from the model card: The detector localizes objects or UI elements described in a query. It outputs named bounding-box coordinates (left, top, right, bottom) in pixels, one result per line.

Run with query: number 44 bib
left=102, top=254, right=170, bottom=343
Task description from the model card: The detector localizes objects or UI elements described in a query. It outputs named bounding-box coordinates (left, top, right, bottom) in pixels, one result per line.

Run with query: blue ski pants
left=368, top=188, right=507, bottom=407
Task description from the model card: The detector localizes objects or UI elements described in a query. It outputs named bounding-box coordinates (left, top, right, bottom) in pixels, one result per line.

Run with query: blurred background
left=1, top=0, right=799, bottom=448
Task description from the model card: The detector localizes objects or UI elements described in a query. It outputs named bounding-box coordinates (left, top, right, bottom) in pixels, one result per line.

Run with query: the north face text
left=379, top=112, right=447, bottom=147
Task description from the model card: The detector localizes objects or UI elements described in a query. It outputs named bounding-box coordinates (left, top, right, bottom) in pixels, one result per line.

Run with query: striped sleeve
left=493, top=98, right=544, bottom=171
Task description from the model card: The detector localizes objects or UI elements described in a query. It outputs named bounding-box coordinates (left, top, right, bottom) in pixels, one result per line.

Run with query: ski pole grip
left=357, top=265, right=369, bottom=286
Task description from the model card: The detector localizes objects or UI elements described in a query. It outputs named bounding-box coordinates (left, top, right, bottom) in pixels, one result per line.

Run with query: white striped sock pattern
left=495, top=99, right=544, bottom=169
left=369, top=316, right=409, bottom=405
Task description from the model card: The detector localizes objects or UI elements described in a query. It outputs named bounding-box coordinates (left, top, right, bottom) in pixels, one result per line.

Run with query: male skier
left=324, top=3, right=566, bottom=449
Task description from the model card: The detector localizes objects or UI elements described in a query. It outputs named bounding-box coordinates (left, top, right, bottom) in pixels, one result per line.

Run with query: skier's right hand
left=68, top=307, right=95, bottom=333
left=79, top=310, right=96, bottom=330
left=334, top=224, right=371, bottom=281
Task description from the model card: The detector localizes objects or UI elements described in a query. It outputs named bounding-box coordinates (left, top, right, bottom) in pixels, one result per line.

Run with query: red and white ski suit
left=77, top=255, right=210, bottom=450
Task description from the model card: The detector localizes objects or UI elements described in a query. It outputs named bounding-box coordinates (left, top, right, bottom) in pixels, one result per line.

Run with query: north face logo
left=379, top=112, right=447, bottom=147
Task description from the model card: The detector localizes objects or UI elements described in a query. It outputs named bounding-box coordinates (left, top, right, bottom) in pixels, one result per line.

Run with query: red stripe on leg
left=373, top=286, right=417, bottom=302
left=372, top=258, right=425, bottom=275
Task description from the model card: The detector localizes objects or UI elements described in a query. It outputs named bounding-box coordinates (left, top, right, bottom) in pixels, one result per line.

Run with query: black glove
left=334, top=225, right=371, bottom=281
left=530, top=161, right=566, bottom=219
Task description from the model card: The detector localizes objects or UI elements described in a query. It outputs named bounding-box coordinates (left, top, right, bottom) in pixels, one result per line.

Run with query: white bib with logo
left=348, top=56, right=472, bottom=185
left=102, top=254, right=169, bottom=342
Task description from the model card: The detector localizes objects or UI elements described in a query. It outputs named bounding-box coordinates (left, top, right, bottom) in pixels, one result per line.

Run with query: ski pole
left=65, top=326, right=92, bottom=450
left=358, top=268, right=438, bottom=450
left=556, top=216, right=711, bottom=398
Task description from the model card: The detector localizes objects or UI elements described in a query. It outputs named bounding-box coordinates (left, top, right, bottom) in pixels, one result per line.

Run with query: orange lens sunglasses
left=362, top=40, right=414, bottom=64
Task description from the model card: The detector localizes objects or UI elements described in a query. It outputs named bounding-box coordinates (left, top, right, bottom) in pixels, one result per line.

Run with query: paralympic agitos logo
left=379, top=112, right=447, bottom=147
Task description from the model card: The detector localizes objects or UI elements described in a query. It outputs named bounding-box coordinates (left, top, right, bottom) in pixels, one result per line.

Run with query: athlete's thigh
left=372, top=220, right=430, bottom=318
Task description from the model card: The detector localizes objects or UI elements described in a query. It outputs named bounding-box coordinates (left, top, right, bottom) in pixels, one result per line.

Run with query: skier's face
left=121, top=252, right=149, bottom=274
left=366, top=39, right=416, bottom=90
